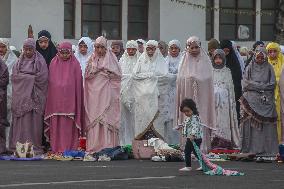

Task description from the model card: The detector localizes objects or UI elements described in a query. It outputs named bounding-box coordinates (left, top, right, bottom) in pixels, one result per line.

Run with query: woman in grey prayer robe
left=240, top=47, right=278, bottom=156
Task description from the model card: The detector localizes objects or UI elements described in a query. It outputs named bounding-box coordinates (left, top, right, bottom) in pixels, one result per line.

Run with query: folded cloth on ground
left=63, top=150, right=85, bottom=158
left=210, top=149, right=240, bottom=154
left=148, top=138, right=174, bottom=152
left=93, top=146, right=128, bottom=160
left=122, top=145, right=133, bottom=158
left=168, top=144, right=181, bottom=150
left=44, top=152, right=63, bottom=160
left=148, top=138, right=183, bottom=162
left=227, top=153, right=256, bottom=161
left=205, top=153, right=229, bottom=161
left=0, top=155, right=42, bottom=161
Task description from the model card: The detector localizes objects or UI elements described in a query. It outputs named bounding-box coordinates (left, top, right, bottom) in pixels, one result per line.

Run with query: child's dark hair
left=180, top=98, right=199, bottom=115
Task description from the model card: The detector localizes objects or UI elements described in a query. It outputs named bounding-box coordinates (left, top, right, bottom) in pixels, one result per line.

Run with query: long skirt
left=87, top=122, right=119, bottom=153
left=48, top=116, right=79, bottom=153
left=9, top=111, right=43, bottom=154
left=120, top=103, right=135, bottom=145
left=241, top=119, right=278, bottom=155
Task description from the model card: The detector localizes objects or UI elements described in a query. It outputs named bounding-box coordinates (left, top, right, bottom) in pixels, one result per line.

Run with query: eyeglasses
left=59, top=49, right=72, bottom=55
left=186, top=45, right=200, bottom=50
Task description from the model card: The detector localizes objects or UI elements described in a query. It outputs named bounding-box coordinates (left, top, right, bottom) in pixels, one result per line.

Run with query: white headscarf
left=10, top=46, right=16, bottom=51
left=168, top=40, right=181, bottom=49
left=136, top=39, right=146, bottom=52
left=166, top=39, right=183, bottom=74
left=136, top=39, right=146, bottom=45
left=74, top=37, right=94, bottom=77
left=119, top=40, right=141, bottom=75
left=0, top=38, right=17, bottom=73
left=126, top=40, right=138, bottom=49
left=133, top=40, right=168, bottom=76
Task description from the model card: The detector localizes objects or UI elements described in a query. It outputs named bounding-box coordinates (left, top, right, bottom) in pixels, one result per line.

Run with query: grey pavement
left=0, top=159, right=283, bottom=189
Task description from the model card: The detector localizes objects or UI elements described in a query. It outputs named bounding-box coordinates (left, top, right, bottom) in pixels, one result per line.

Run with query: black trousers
left=184, top=138, right=202, bottom=167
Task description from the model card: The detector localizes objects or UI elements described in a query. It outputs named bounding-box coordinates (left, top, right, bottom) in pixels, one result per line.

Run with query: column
left=214, top=0, right=219, bottom=40
left=75, top=0, right=81, bottom=39
left=255, top=0, right=261, bottom=41
left=121, top=0, right=128, bottom=41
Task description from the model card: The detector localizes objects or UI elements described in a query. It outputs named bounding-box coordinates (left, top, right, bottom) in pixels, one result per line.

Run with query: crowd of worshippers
left=1, top=29, right=284, bottom=160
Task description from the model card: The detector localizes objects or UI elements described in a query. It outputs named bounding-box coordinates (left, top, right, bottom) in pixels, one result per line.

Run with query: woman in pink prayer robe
left=84, top=36, right=122, bottom=153
left=176, top=36, right=216, bottom=153
left=44, top=42, right=84, bottom=153
left=9, top=38, right=48, bottom=155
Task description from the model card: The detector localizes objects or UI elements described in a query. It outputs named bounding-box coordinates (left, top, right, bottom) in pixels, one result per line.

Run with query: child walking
left=179, top=98, right=203, bottom=171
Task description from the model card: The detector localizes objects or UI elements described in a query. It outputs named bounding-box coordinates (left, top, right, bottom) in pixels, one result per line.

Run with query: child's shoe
left=196, top=167, right=203, bottom=171
left=179, top=167, right=192, bottom=171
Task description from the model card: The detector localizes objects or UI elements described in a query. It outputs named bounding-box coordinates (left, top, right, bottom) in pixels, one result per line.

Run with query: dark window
left=64, top=0, right=75, bottom=38
left=206, top=0, right=214, bottom=40
left=219, top=0, right=255, bottom=41
left=128, top=0, right=148, bottom=40
left=260, top=0, right=278, bottom=41
left=82, top=0, right=122, bottom=39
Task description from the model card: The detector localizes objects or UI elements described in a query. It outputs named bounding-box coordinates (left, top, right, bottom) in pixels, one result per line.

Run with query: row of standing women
left=0, top=32, right=283, bottom=157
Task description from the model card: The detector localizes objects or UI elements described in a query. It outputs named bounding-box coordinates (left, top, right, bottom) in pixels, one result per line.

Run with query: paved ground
left=0, top=159, right=283, bottom=189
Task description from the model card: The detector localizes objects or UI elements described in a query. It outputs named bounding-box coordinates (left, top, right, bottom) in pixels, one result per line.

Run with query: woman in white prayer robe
left=0, top=38, right=18, bottom=148
left=166, top=40, right=183, bottom=74
left=211, top=49, right=240, bottom=150
left=121, top=40, right=170, bottom=144
left=119, top=40, right=141, bottom=145
left=74, top=37, right=93, bottom=79
left=124, top=40, right=178, bottom=144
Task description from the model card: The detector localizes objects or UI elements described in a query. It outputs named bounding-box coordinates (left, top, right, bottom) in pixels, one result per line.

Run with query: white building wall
left=159, top=0, right=206, bottom=49
left=0, top=0, right=11, bottom=38
left=10, top=0, right=64, bottom=49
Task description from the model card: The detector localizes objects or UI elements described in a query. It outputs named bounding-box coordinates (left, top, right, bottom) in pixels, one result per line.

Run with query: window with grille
left=64, top=0, right=75, bottom=39
left=260, top=0, right=278, bottom=41
left=128, top=0, right=148, bottom=40
left=206, top=0, right=214, bottom=40
left=81, top=0, right=122, bottom=39
left=219, top=0, right=256, bottom=41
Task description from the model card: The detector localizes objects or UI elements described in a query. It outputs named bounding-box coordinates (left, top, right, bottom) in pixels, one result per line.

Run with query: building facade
left=0, top=0, right=279, bottom=49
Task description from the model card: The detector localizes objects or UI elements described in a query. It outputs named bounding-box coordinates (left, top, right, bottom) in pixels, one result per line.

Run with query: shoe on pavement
left=179, top=167, right=192, bottom=171
left=196, top=167, right=203, bottom=171
left=98, top=155, right=111, bottom=162
left=152, top=156, right=162, bottom=162
left=83, top=154, right=96, bottom=162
